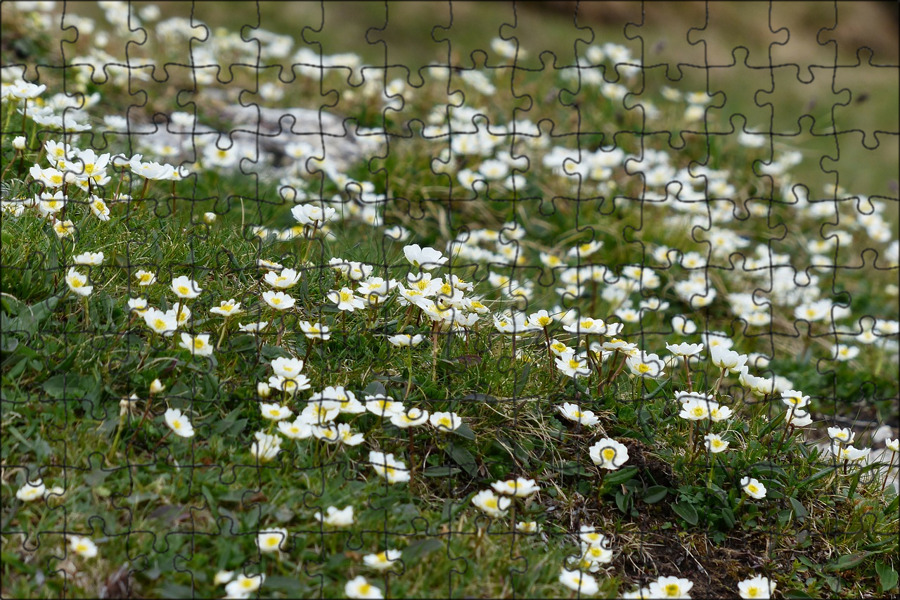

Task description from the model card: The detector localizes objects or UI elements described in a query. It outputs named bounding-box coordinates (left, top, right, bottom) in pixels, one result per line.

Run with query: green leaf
left=422, top=465, right=461, bottom=477
left=721, top=507, right=736, bottom=529
left=402, top=538, right=444, bottom=563
left=445, top=444, right=477, bottom=477
left=602, top=466, right=638, bottom=487
left=825, top=551, right=871, bottom=572
left=784, top=591, right=815, bottom=599
left=672, top=501, right=698, bottom=526
left=876, top=562, right=899, bottom=592
left=757, top=410, right=786, bottom=439
left=797, top=467, right=836, bottom=490
left=615, top=490, right=631, bottom=514
left=41, top=373, right=97, bottom=399
left=512, top=363, right=530, bottom=397
left=453, top=423, right=476, bottom=441
left=643, top=486, right=668, bottom=504
left=1, top=295, right=59, bottom=337
left=789, top=497, right=808, bottom=522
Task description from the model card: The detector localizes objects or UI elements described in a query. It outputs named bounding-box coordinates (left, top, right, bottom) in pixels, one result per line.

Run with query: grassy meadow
left=1, top=2, right=898, bottom=599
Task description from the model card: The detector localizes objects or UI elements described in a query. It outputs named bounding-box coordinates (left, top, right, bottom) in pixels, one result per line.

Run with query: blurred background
left=25, top=1, right=900, bottom=207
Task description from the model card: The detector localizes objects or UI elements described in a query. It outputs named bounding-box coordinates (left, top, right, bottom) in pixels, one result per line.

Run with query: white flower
left=170, top=275, right=201, bottom=299
left=210, top=299, right=242, bottom=317
left=626, top=351, right=666, bottom=379
left=264, top=268, right=302, bottom=289
left=365, top=395, right=405, bottom=418
left=580, top=543, right=613, bottom=566
left=257, top=528, right=288, bottom=553
left=68, top=535, right=98, bottom=558
left=388, top=333, right=425, bottom=347
left=557, top=402, right=600, bottom=427
left=491, top=477, right=540, bottom=497
left=403, top=244, right=448, bottom=270
left=143, top=308, right=177, bottom=335
left=578, top=526, right=609, bottom=548
left=239, top=321, right=269, bottom=333
left=704, top=433, right=730, bottom=453
left=65, top=267, right=93, bottom=296
left=555, top=351, right=592, bottom=378
left=327, top=287, right=365, bottom=312
left=268, top=374, right=311, bottom=395
left=224, top=574, right=264, bottom=598
left=389, top=407, right=430, bottom=428
left=781, top=390, right=809, bottom=410
left=709, top=345, right=747, bottom=373
left=827, top=426, right=855, bottom=445
left=260, top=402, right=293, bottom=421
left=16, top=480, right=46, bottom=502
left=430, top=411, right=463, bottom=432
left=250, top=431, right=282, bottom=461
left=271, top=357, right=304, bottom=379
left=515, top=521, right=542, bottom=534
left=369, top=451, right=410, bottom=484
left=559, top=569, right=599, bottom=596
left=299, top=320, right=331, bottom=340
left=262, top=290, right=295, bottom=310
left=679, top=398, right=711, bottom=421
left=345, top=575, right=383, bottom=599
left=127, top=296, right=148, bottom=312
left=291, top=203, right=336, bottom=226
left=315, top=505, right=354, bottom=527
left=738, top=575, right=775, bottom=599
left=73, top=251, right=104, bottom=265
left=336, top=423, right=365, bottom=446
left=647, top=575, right=693, bottom=599
left=471, top=489, right=511, bottom=518
left=886, top=438, right=899, bottom=452
left=277, top=418, right=313, bottom=440
left=740, top=476, right=766, bottom=499
left=135, top=269, right=156, bottom=286
left=178, top=333, right=213, bottom=357
left=213, top=570, right=234, bottom=586
left=164, top=408, right=194, bottom=438
left=589, top=438, right=630, bottom=470
left=363, top=549, right=402, bottom=571
left=665, top=342, right=704, bottom=356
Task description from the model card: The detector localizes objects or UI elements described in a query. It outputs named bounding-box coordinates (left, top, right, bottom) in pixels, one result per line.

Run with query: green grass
left=2, top=2, right=899, bottom=599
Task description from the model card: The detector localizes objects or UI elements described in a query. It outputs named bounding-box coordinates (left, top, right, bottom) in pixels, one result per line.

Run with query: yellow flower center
left=173, top=421, right=182, bottom=430
left=193, top=339, right=204, bottom=349
left=177, top=286, right=189, bottom=295
left=692, top=407, right=706, bottom=417
left=665, top=584, right=679, bottom=596
left=638, top=363, right=651, bottom=373
left=602, top=448, right=616, bottom=461
left=748, top=484, right=758, bottom=493
left=485, top=498, right=497, bottom=508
